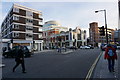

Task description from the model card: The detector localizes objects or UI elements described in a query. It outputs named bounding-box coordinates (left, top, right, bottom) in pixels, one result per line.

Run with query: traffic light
left=99, top=26, right=105, bottom=36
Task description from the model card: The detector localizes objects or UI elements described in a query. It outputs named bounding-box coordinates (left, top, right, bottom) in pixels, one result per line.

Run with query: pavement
left=33, top=49, right=73, bottom=54
left=92, top=50, right=119, bottom=79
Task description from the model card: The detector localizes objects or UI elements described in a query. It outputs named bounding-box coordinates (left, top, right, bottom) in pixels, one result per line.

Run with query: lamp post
left=95, top=9, right=108, bottom=44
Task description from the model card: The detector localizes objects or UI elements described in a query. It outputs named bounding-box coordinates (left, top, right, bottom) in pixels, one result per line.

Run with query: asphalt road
left=2, top=48, right=101, bottom=79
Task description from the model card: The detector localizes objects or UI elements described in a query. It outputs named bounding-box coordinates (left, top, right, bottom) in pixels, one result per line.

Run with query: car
left=111, top=45, right=117, bottom=49
left=80, top=46, right=90, bottom=49
left=102, top=45, right=107, bottom=51
left=117, top=46, right=120, bottom=49
left=3, top=46, right=32, bottom=58
left=115, top=44, right=120, bottom=49
left=100, top=43, right=107, bottom=51
left=102, top=44, right=117, bottom=51
left=88, top=45, right=94, bottom=49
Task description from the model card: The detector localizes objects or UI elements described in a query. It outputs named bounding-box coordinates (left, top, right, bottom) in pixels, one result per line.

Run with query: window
left=12, top=32, right=19, bottom=37
left=13, top=24, right=19, bottom=29
left=66, top=35, right=69, bottom=40
left=7, top=21, right=10, bottom=28
left=39, top=28, right=42, bottom=31
left=13, top=8, right=19, bottom=13
left=13, top=16, right=19, bottom=20
left=26, top=11, right=33, bottom=17
left=39, top=21, right=42, bottom=25
left=39, top=14, right=42, bottom=18
left=39, top=34, right=42, bottom=38
left=26, top=18, right=33, bottom=23
left=26, top=26, right=33, bottom=30
left=26, top=33, right=33, bottom=38
left=73, top=35, right=75, bottom=39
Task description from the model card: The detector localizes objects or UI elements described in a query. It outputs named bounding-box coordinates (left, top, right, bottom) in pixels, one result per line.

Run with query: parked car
left=3, top=46, right=31, bottom=58
left=100, top=43, right=107, bottom=51
left=88, top=45, right=94, bottom=49
left=117, top=46, right=120, bottom=49
left=102, top=45, right=107, bottom=51
left=80, top=46, right=90, bottom=49
left=101, top=44, right=117, bottom=51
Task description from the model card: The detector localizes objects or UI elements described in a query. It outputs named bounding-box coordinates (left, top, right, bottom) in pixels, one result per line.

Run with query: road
left=2, top=48, right=101, bottom=79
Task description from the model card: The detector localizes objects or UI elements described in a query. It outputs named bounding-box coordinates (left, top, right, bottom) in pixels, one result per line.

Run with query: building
left=43, top=23, right=87, bottom=48
left=118, top=1, right=120, bottom=43
left=114, top=29, right=120, bottom=43
left=89, top=22, right=99, bottom=46
left=43, top=20, right=68, bottom=49
left=1, top=4, right=43, bottom=51
left=89, top=22, right=115, bottom=46
left=66, top=27, right=87, bottom=47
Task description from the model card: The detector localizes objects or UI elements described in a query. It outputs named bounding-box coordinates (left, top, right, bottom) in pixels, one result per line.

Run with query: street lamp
left=95, top=9, right=108, bottom=44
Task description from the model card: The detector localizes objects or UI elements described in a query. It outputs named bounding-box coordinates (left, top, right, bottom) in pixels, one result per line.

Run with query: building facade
left=43, top=21, right=87, bottom=49
left=89, top=22, right=115, bottom=46
left=114, top=29, right=120, bottom=43
left=43, top=21, right=68, bottom=49
left=1, top=4, right=43, bottom=51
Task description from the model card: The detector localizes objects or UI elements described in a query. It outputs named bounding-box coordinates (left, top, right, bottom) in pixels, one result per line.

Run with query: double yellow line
left=85, top=52, right=103, bottom=80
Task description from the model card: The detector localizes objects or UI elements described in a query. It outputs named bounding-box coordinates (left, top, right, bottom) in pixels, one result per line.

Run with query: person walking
left=104, top=44, right=117, bottom=72
left=13, top=46, right=26, bottom=73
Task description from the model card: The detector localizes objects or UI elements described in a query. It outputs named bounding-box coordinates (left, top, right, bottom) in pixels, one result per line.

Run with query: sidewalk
left=33, top=49, right=74, bottom=54
left=56, top=48, right=74, bottom=54
left=93, top=50, right=118, bottom=79
left=33, top=49, right=54, bottom=53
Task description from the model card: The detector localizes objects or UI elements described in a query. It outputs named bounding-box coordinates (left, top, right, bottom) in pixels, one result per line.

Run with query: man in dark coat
left=104, top=44, right=117, bottom=72
left=13, top=46, right=26, bottom=73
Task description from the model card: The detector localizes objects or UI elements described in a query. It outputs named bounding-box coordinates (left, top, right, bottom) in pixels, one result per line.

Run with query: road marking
left=85, top=52, right=103, bottom=80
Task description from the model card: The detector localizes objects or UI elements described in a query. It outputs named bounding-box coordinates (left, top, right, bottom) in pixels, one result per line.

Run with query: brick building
left=89, top=22, right=115, bottom=47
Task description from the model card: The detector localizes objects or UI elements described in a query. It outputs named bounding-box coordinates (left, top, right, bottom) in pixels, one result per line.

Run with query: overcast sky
left=0, top=0, right=118, bottom=37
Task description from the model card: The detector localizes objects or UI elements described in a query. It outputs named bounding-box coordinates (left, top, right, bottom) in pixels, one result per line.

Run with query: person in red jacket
left=104, top=44, right=117, bottom=72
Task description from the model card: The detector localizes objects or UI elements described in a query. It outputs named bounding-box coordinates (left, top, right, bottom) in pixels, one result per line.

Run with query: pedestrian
left=13, top=45, right=26, bottom=73
left=104, top=44, right=117, bottom=72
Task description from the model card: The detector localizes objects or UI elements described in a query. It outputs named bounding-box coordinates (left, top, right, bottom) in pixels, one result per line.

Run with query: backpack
left=108, top=48, right=114, bottom=57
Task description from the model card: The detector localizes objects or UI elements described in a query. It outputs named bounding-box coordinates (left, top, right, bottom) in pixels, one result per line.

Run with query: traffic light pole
left=104, top=10, right=108, bottom=44
left=95, top=9, right=108, bottom=44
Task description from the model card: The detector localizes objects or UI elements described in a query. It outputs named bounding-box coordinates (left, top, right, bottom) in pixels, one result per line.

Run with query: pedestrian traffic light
left=99, top=26, right=105, bottom=36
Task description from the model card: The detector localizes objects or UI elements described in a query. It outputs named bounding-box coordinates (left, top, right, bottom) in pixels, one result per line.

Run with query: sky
left=0, top=0, right=118, bottom=37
